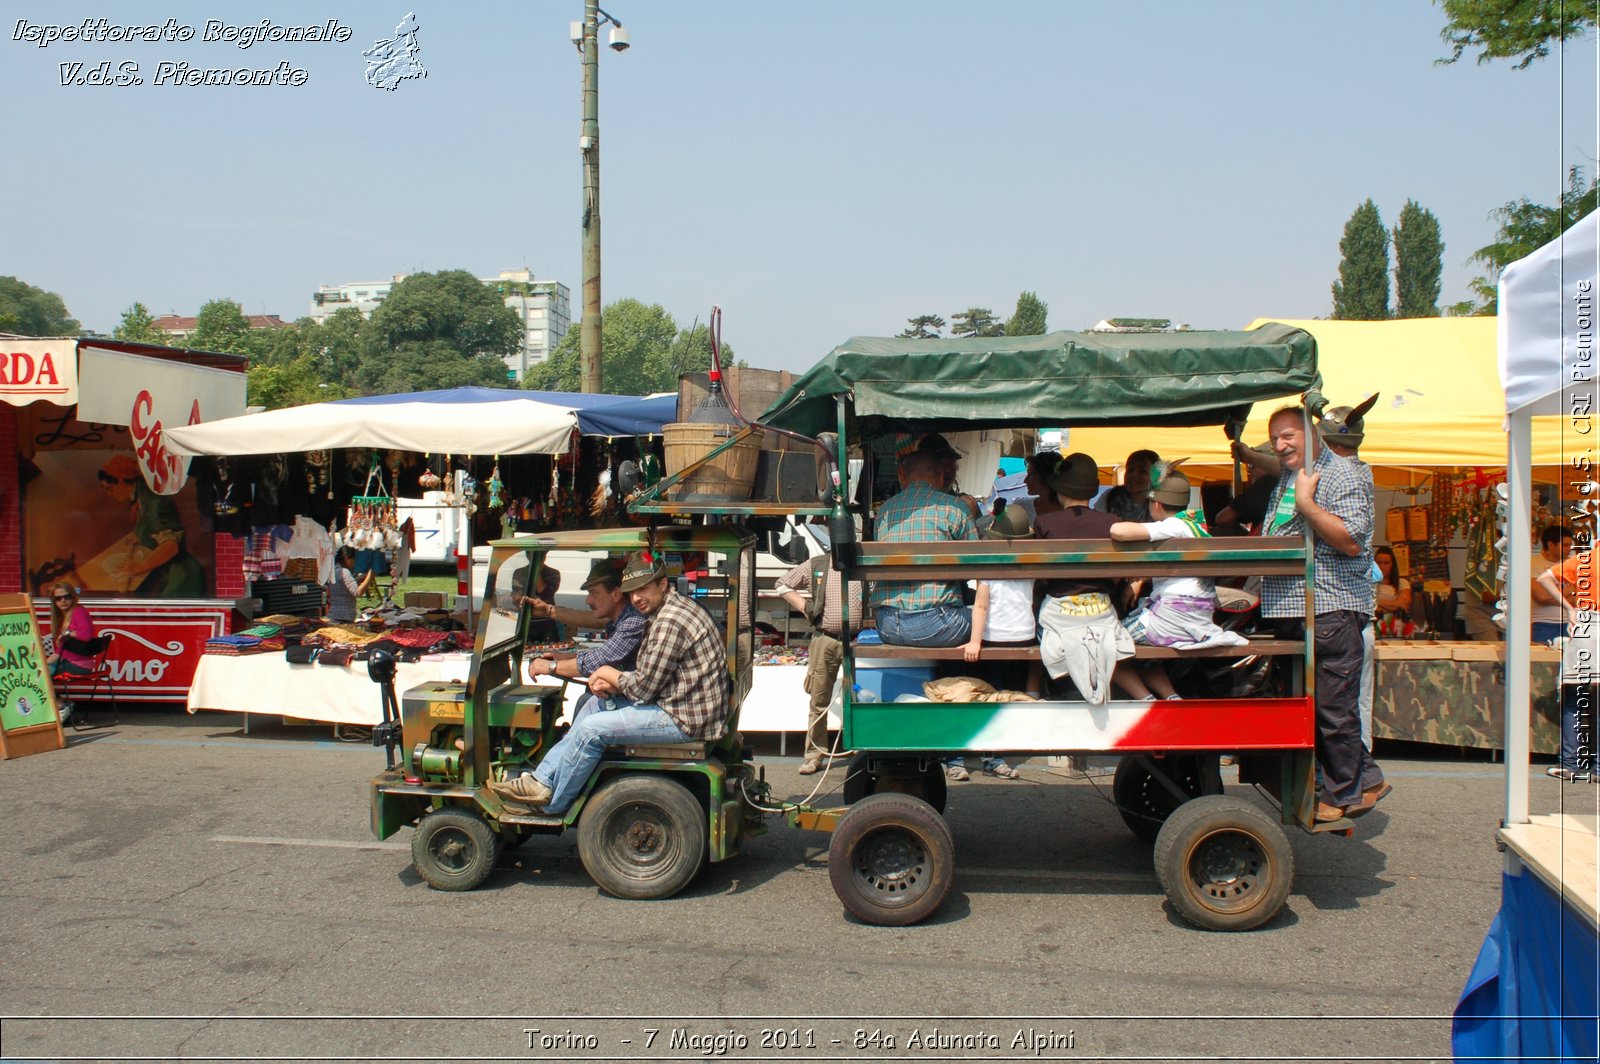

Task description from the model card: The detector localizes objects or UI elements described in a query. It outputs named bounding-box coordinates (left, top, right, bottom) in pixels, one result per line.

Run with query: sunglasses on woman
left=52, top=594, right=73, bottom=602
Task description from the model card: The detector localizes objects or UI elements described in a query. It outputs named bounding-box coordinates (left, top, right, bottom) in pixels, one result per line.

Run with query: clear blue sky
left=5, top=1, right=1596, bottom=375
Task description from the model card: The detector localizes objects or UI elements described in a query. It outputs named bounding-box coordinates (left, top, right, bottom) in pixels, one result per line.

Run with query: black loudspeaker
left=753, top=451, right=822, bottom=505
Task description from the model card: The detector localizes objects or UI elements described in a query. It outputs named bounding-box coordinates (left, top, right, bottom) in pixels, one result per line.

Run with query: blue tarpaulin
left=1452, top=869, right=1599, bottom=1062
left=541, top=393, right=677, bottom=437
left=334, top=387, right=673, bottom=437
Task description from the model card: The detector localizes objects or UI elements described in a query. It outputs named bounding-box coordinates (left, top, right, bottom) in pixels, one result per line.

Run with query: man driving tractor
left=488, top=550, right=732, bottom=815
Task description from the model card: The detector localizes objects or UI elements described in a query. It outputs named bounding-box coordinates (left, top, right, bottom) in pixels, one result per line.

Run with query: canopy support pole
left=1504, top=409, right=1532, bottom=830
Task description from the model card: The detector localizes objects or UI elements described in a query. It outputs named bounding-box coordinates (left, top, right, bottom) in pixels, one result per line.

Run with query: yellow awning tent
left=1066, top=318, right=1577, bottom=487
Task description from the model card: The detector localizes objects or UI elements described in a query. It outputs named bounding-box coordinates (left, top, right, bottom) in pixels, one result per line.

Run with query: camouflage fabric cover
left=1375, top=659, right=1560, bottom=754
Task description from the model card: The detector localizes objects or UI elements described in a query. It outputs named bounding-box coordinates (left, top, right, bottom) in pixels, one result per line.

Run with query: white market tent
left=164, top=386, right=583, bottom=457
left=1499, top=210, right=1598, bottom=827
left=1456, top=210, right=1599, bottom=1060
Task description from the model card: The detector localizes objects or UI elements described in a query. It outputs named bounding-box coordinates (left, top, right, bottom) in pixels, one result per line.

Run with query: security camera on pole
left=572, top=3, right=629, bottom=395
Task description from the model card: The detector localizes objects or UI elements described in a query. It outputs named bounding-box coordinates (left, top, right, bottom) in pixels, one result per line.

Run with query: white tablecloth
left=187, top=654, right=822, bottom=734
left=187, top=653, right=472, bottom=726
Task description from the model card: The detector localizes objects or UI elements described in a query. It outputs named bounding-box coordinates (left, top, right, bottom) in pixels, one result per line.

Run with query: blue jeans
left=1532, top=621, right=1569, bottom=645
left=876, top=604, right=971, bottom=648
left=1560, top=683, right=1595, bottom=775
left=532, top=699, right=692, bottom=814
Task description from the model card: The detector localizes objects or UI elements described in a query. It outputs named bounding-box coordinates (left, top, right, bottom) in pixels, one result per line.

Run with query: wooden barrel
left=661, top=422, right=763, bottom=498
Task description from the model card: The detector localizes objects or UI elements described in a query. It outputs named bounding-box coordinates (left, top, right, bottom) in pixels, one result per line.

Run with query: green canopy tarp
left=759, top=324, right=1318, bottom=437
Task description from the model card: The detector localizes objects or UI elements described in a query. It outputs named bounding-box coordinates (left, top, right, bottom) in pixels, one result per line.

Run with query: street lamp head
left=607, top=25, right=630, bottom=51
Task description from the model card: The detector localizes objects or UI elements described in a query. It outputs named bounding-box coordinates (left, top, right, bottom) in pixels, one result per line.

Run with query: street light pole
left=579, top=0, right=603, bottom=394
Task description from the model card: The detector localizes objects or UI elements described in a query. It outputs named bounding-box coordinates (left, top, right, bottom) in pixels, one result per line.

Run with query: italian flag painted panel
left=845, top=697, right=1313, bottom=753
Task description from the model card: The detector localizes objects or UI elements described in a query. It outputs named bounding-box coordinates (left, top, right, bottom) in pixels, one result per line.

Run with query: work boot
left=489, top=774, right=552, bottom=810
left=797, top=755, right=824, bottom=775
left=1314, top=801, right=1348, bottom=824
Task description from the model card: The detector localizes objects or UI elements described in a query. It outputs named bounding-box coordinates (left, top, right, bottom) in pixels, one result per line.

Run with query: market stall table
left=1375, top=641, right=1563, bottom=754
left=186, top=652, right=820, bottom=740
left=187, top=652, right=473, bottom=732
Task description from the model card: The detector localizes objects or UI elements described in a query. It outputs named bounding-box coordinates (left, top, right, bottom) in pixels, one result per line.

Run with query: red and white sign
left=35, top=599, right=229, bottom=703
left=0, top=339, right=78, bottom=407
left=75, top=345, right=247, bottom=495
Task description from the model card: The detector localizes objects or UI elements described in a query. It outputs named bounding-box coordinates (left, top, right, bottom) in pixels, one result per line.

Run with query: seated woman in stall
left=1373, top=545, right=1413, bottom=631
left=46, top=582, right=97, bottom=726
left=1108, top=469, right=1248, bottom=698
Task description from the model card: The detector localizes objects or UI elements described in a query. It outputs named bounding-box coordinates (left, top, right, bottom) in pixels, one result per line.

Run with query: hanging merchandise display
left=418, top=452, right=443, bottom=491
left=348, top=461, right=398, bottom=536
left=486, top=459, right=505, bottom=512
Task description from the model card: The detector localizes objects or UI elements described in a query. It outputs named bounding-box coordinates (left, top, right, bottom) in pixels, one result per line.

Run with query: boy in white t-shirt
left=957, top=501, right=1038, bottom=779
left=1109, top=470, right=1247, bottom=698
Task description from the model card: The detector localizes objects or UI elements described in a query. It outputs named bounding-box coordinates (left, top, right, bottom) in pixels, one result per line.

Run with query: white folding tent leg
left=1503, top=410, right=1532, bottom=830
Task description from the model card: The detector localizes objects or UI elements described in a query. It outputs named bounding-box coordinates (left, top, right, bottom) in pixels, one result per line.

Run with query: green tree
left=1453, top=166, right=1600, bottom=315
left=1331, top=200, right=1391, bottom=320
left=1437, top=0, right=1596, bottom=69
left=357, top=270, right=522, bottom=394
left=653, top=319, right=736, bottom=391
left=525, top=327, right=582, bottom=391
left=1004, top=291, right=1049, bottom=336
left=358, top=339, right=511, bottom=394
left=188, top=299, right=254, bottom=353
left=897, top=314, right=945, bottom=339
left=307, top=307, right=367, bottom=389
left=112, top=301, right=166, bottom=344
left=950, top=307, right=1004, bottom=337
left=247, top=353, right=349, bottom=410
left=0, top=276, right=80, bottom=336
left=524, top=300, right=734, bottom=395
left=1392, top=201, right=1444, bottom=318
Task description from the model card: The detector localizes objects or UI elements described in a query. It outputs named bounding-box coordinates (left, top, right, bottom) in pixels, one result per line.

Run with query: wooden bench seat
left=850, top=637, right=1303, bottom=661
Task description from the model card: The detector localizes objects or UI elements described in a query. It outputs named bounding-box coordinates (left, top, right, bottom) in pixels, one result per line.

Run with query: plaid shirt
left=1261, top=448, right=1375, bottom=618
left=869, top=481, right=978, bottom=611
left=615, top=590, right=731, bottom=740
left=776, top=557, right=864, bottom=636
left=574, top=603, right=646, bottom=675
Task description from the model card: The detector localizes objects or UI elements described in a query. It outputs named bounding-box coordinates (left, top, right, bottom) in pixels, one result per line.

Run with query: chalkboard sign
left=0, top=593, right=64, bottom=759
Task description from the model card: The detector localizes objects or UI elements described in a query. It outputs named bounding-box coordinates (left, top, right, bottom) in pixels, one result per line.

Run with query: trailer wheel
left=1153, top=795, right=1293, bottom=932
left=578, top=774, right=706, bottom=900
left=828, top=793, right=954, bottom=926
left=411, top=807, right=499, bottom=891
left=841, top=754, right=948, bottom=813
left=1113, top=754, right=1210, bottom=842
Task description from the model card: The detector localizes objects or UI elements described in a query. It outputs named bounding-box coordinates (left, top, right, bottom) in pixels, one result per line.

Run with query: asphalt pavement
left=1, top=708, right=1590, bottom=1063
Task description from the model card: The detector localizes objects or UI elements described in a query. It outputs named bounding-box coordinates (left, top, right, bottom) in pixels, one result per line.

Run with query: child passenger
left=1109, top=470, right=1247, bottom=698
left=958, top=501, right=1038, bottom=779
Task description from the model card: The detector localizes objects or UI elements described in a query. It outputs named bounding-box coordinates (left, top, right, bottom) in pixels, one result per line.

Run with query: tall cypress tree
left=1004, top=291, right=1049, bottom=336
left=1331, top=199, right=1391, bottom=320
left=1393, top=201, right=1444, bottom=318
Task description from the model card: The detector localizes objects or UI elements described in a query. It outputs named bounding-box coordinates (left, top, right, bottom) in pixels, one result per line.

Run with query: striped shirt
left=1261, top=448, right=1375, bottom=618
left=869, top=481, right=979, bottom=611
left=615, top=590, right=731, bottom=740
left=574, top=603, right=646, bottom=674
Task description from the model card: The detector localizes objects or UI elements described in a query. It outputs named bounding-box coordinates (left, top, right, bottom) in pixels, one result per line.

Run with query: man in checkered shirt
left=872, top=449, right=978, bottom=647
left=1259, top=406, right=1389, bottom=823
left=489, top=551, right=730, bottom=815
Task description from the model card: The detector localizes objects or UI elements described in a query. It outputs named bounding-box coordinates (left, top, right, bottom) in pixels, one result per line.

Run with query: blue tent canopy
left=567, top=394, right=678, bottom=437
left=333, top=387, right=674, bottom=437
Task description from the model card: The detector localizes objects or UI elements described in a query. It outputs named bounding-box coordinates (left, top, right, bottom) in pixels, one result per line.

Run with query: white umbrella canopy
left=164, top=386, right=581, bottom=457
